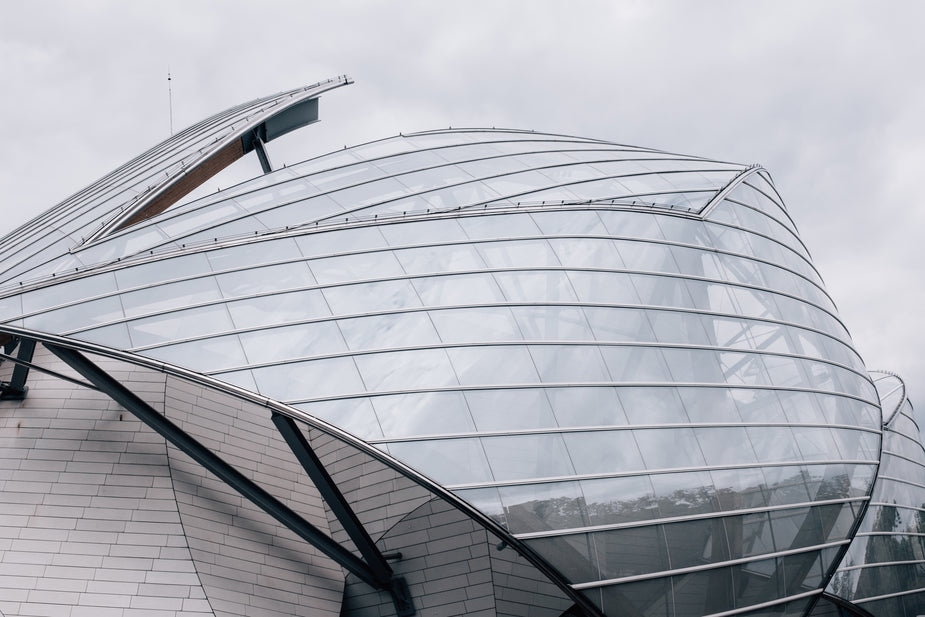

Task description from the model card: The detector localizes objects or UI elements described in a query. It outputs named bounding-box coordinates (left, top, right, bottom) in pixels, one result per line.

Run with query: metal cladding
left=0, top=80, right=918, bottom=617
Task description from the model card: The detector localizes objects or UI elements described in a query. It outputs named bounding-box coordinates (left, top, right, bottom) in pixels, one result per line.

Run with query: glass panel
left=306, top=161, right=386, bottom=192
left=448, top=346, right=539, bottom=386
left=794, top=427, right=841, bottom=462
left=250, top=356, right=365, bottom=401
left=329, top=177, right=411, bottom=210
left=226, top=288, right=330, bottom=329
left=530, top=345, right=610, bottom=383
left=532, top=210, right=606, bottom=235
left=619, top=387, right=687, bottom=424
left=295, top=398, right=382, bottom=440
left=748, top=427, right=802, bottom=463
left=454, top=487, right=504, bottom=525
left=78, top=322, right=132, bottom=349
left=379, top=218, right=468, bottom=246
left=413, top=273, right=504, bottom=306
left=598, top=210, right=664, bottom=240
left=255, top=195, right=345, bottom=230
left=678, top=387, right=741, bottom=423
left=547, top=387, right=627, bottom=427
left=455, top=153, right=529, bottom=178
left=145, top=334, right=247, bottom=372
left=126, top=304, right=232, bottom=348
left=695, top=427, right=758, bottom=466
left=215, top=261, right=314, bottom=298
left=325, top=280, right=422, bottom=314
left=664, top=517, right=728, bottom=570
left=430, top=306, right=521, bottom=343
left=459, top=213, right=541, bottom=240
left=310, top=251, right=404, bottom=285
left=499, top=482, right=587, bottom=533
left=338, top=311, right=439, bottom=350
left=616, top=240, right=680, bottom=273
left=465, top=389, right=557, bottom=431
left=158, top=201, right=244, bottom=237
left=582, top=475, right=659, bottom=525
left=547, top=238, right=623, bottom=269
left=22, top=272, right=118, bottom=313
left=733, top=389, right=787, bottom=422
left=711, top=467, right=768, bottom=510
left=239, top=321, right=346, bottom=364
left=650, top=470, right=714, bottom=517
left=478, top=239, right=559, bottom=268
left=568, top=271, right=641, bottom=305
left=526, top=534, right=598, bottom=583
left=396, top=163, right=473, bottom=192
left=633, top=273, right=695, bottom=308
left=663, top=348, right=724, bottom=383
left=387, top=438, right=492, bottom=485
left=594, top=526, right=669, bottom=579
left=356, top=348, right=457, bottom=391
left=564, top=430, right=645, bottom=474
left=372, top=391, right=475, bottom=438
left=513, top=306, right=592, bottom=341
left=763, top=465, right=813, bottom=505
left=295, top=225, right=388, bottom=258
left=636, top=429, right=707, bottom=469
left=395, top=243, right=485, bottom=275
left=115, top=253, right=211, bottom=289
left=420, top=180, right=505, bottom=211
left=207, top=237, right=302, bottom=271
left=584, top=307, right=654, bottom=342
left=24, top=295, right=125, bottom=334
left=648, top=310, right=710, bottom=346
left=601, top=346, right=671, bottom=382
left=482, top=433, right=574, bottom=481
left=495, top=270, right=577, bottom=302
left=119, top=277, right=220, bottom=318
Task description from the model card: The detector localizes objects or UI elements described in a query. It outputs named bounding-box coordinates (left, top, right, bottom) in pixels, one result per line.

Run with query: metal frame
left=43, top=342, right=415, bottom=616
left=8, top=221, right=833, bottom=322
left=0, top=325, right=606, bottom=617
left=0, top=337, right=35, bottom=399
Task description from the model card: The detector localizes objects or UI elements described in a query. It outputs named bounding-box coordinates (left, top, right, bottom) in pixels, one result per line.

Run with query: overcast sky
left=1, top=1, right=922, bottom=404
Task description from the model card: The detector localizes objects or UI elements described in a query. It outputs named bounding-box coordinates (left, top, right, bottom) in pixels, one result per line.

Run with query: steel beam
left=272, top=413, right=393, bottom=582
left=44, top=343, right=384, bottom=590
left=272, top=413, right=415, bottom=616
left=1, top=338, right=35, bottom=400
left=253, top=135, right=274, bottom=174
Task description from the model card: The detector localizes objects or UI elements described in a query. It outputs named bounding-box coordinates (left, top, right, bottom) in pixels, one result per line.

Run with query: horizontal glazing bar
left=570, top=540, right=848, bottom=588
left=851, top=585, right=925, bottom=605
left=278, top=381, right=877, bottom=408
left=514, top=496, right=867, bottom=539
left=202, top=339, right=870, bottom=383
left=443, top=459, right=878, bottom=490
left=700, top=589, right=821, bottom=617
left=367, top=421, right=881, bottom=445
left=836, top=558, right=925, bottom=573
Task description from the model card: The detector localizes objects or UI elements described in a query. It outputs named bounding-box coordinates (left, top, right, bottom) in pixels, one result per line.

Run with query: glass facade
left=0, top=83, right=916, bottom=617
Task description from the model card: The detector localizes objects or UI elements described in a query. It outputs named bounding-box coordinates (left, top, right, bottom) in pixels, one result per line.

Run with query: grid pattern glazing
left=827, top=372, right=925, bottom=616
left=0, top=128, right=884, bottom=617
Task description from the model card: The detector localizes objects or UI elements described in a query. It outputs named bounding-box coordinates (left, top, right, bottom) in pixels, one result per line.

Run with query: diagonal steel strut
left=272, top=413, right=393, bottom=582
left=273, top=414, right=415, bottom=616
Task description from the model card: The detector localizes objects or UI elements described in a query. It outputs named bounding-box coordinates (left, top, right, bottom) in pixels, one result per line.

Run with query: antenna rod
left=167, top=68, right=174, bottom=136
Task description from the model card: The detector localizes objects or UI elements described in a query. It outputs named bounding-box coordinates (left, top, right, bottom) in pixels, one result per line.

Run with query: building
left=0, top=77, right=921, bottom=617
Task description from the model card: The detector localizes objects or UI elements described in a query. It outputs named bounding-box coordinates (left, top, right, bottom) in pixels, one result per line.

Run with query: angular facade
left=0, top=79, right=919, bottom=617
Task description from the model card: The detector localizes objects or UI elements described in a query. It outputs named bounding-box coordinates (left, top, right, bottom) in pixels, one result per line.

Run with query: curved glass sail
left=0, top=95, right=896, bottom=617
